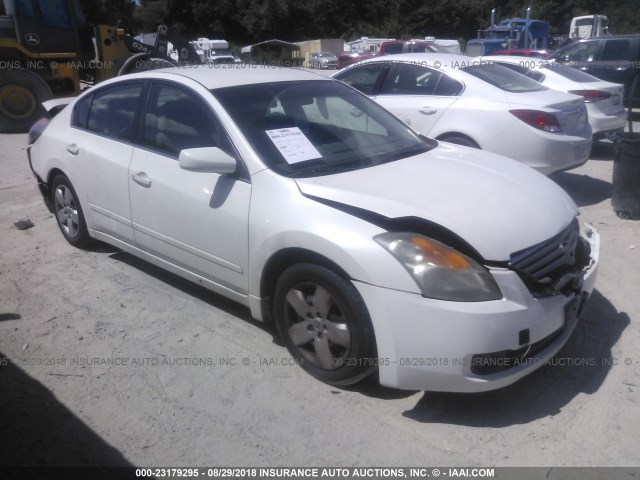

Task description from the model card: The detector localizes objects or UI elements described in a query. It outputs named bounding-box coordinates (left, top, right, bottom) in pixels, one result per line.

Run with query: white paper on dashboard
left=265, top=127, right=322, bottom=164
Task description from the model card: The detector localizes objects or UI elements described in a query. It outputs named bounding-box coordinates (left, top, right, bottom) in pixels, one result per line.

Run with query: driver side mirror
left=178, top=147, right=237, bottom=174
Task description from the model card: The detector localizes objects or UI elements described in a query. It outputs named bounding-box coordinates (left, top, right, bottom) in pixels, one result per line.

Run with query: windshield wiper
left=289, top=162, right=362, bottom=178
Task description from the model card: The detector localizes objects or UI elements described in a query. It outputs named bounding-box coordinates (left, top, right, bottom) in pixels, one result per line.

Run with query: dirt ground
left=1, top=126, right=639, bottom=470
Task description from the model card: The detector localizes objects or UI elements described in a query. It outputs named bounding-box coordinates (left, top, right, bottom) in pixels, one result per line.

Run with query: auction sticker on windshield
left=266, top=127, right=322, bottom=164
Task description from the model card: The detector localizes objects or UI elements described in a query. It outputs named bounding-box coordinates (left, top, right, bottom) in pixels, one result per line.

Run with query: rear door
left=68, top=81, right=146, bottom=243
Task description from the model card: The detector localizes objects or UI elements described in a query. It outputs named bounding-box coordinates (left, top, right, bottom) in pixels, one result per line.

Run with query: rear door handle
left=66, top=144, right=79, bottom=155
left=419, top=107, right=437, bottom=115
left=132, top=172, right=152, bottom=188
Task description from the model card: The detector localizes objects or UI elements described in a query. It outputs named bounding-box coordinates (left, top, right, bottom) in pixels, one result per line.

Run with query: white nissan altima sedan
left=333, top=53, right=593, bottom=175
left=27, top=65, right=599, bottom=392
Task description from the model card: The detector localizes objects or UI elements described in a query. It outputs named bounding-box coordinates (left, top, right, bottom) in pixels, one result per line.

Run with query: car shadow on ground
left=107, top=250, right=277, bottom=337
left=107, top=249, right=420, bottom=400
left=550, top=171, right=612, bottom=207
left=401, top=289, right=629, bottom=426
left=98, top=247, right=626, bottom=411
left=0, top=351, right=132, bottom=468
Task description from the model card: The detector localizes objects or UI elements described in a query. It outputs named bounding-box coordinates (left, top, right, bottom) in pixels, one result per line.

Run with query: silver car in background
left=309, top=52, right=339, bottom=69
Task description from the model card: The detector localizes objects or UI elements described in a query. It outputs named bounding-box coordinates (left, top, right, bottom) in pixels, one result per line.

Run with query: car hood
left=295, top=143, right=578, bottom=261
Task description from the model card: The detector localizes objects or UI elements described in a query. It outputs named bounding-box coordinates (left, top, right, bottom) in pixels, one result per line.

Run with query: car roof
left=124, top=65, right=329, bottom=89
left=478, top=55, right=548, bottom=66
left=565, top=34, right=640, bottom=43
left=351, top=53, right=473, bottom=70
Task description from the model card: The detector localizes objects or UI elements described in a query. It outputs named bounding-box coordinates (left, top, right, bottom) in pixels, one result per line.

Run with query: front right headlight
left=375, top=232, right=503, bottom=302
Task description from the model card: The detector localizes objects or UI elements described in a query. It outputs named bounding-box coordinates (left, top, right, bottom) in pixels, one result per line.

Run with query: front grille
left=509, top=218, right=590, bottom=296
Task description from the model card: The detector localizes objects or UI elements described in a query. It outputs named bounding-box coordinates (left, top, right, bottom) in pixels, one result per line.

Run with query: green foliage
left=78, top=0, right=137, bottom=30
left=80, top=0, right=640, bottom=43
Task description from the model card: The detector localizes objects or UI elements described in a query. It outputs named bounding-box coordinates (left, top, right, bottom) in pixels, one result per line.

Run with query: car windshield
left=486, top=30, right=511, bottom=40
left=461, top=63, right=547, bottom=92
left=212, top=80, right=431, bottom=178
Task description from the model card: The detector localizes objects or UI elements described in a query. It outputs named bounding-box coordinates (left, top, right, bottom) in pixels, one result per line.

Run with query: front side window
left=213, top=80, right=431, bottom=178
left=380, top=64, right=463, bottom=96
left=37, top=0, right=72, bottom=29
left=16, top=0, right=35, bottom=17
left=334, top=62, right=391, bottom=95
left=143, top=83, right=229, bottom=158
left=87, top=82, right=144, bottom=140
left=380, top=64, right=442, bottom=95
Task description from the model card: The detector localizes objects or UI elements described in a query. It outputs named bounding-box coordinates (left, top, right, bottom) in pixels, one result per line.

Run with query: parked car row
left=550, top=34, right=640, bottom=107
left=333, top=53, right=594, bottom=175
left=477, top=55, right=626, bottom=139
left=27, top=64, right=600, bottom=393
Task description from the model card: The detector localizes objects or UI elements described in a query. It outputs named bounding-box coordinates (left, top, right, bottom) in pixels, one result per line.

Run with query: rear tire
left=274, top=263, right=377, bottom=386
left=51, top=175, right=92, bottom=248
left=0, top=69, right=53, bottom=133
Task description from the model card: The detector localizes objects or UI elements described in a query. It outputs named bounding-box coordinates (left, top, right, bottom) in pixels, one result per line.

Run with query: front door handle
left=419, top=107, right=437, bottom=115
left=66, top=144, right=79, bottom=155
left=132, top=172, right=152, bottom=188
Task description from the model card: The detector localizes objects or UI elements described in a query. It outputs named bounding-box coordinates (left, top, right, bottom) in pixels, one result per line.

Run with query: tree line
left=79, top=0, right=640, bottom=49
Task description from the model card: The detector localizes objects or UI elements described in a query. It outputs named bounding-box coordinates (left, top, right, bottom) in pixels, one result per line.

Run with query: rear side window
left=495, top=62, right=546, bottom=82
left=72, top=94, right=92, bottom=129
left=462, top=63, right=547, bottom=93
left=86, top=83, right=144, bottom=141
left=546, top=65, right=599, bottom=82
left=601, top=39, right=632, bottom=61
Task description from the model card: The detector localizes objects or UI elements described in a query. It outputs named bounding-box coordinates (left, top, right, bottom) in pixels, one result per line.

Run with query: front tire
left=274, top=264, right=377, bottom=386
left=0, top=69, right=53, bottom=133
left=51, top=175, right=91, bottom=248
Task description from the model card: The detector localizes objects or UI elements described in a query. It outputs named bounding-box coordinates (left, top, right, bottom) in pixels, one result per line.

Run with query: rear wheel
left=274, top=264, right=377, bottom=386
left=51, top=175, right=92, bottom=248
left=0, top=69, right=53, bottom=133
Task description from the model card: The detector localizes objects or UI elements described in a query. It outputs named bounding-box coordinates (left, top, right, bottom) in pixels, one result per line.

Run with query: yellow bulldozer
left=0, top=0, right=202, bottom=132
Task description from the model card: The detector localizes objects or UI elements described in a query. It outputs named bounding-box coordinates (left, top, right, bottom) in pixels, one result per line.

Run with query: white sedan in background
left=477, top=55, right=626, bottom=138
left=27, top=66, right=599, bottom=392
left=334, top=53, right=593, bottom=175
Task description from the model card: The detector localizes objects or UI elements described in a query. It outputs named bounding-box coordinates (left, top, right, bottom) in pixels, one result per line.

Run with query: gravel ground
left=0, top=125, right=639, bottom=470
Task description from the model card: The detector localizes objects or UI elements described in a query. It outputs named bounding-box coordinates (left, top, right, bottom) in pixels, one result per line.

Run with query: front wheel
left=51, top=175, right=92, bottom=248
left=274, top=264, right=377, bottom=386
left=0, top=69, right=53, bottom=133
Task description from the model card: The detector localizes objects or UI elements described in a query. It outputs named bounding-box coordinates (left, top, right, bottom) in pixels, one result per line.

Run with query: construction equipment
left=0, top=0, right=201, bottom=132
